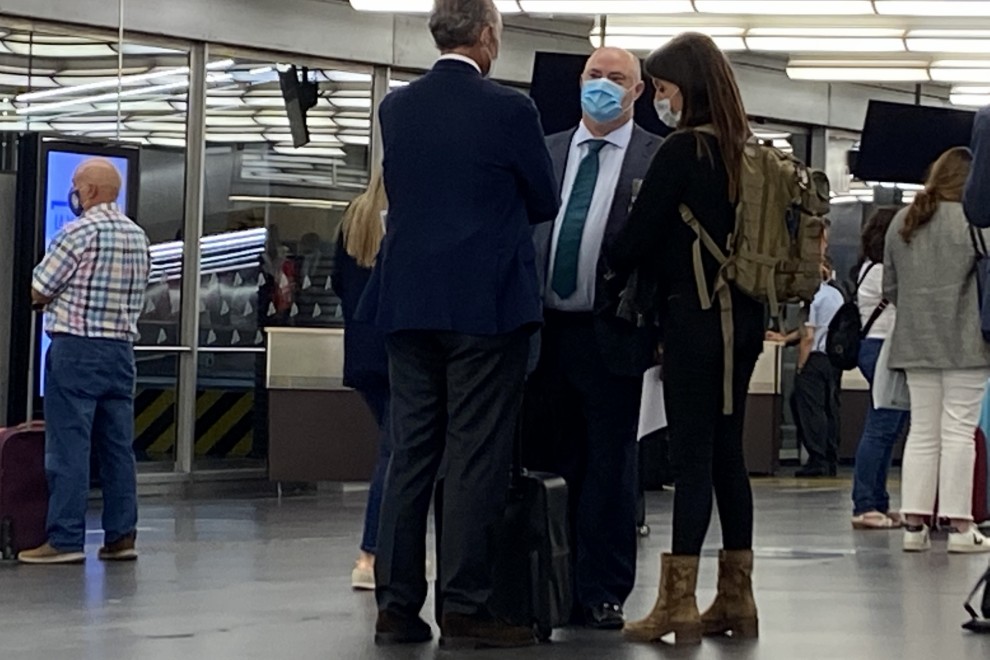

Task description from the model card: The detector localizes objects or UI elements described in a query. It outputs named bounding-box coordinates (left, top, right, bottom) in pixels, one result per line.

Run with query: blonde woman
left=884, top=147, right=990, bottom=554
left=331, top=171, right=390, bottom=588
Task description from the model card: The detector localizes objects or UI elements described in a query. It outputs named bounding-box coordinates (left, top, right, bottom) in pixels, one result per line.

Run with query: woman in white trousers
left=884, top=146, right=990, bottom=554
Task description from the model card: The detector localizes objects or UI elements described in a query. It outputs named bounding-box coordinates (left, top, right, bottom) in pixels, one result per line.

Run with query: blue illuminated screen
left=39, top=149, right=130, bottom=396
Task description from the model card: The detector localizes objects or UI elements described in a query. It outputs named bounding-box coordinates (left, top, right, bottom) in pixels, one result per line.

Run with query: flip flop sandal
left=852, top=512, right=898, bottom=530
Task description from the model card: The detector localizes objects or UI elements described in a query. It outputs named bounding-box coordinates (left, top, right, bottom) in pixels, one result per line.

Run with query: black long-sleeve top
left=609, top=130, right=764, bottom=354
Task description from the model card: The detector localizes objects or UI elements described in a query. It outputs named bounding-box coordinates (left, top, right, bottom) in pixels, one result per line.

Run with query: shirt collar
left=85, top=202, right=120, bottom=216
left=437, top=54, right=482, bottom=75
left=574, top=118, right=635, bottom=151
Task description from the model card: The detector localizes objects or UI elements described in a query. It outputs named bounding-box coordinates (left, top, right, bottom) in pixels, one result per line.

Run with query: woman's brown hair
left=861, top=207, right=898, bottom=265
left=901, top=146, right=972, bottom=244
left=644, top=32, right=751, bottom=201
left=341, top=169, right=387, bottom=268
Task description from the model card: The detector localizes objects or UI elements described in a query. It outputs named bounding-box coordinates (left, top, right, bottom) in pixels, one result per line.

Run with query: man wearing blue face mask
left=527, top=47, right=662, bottom=631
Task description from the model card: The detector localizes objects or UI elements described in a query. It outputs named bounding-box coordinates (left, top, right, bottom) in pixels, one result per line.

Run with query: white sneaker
left=948, top=525, right=990, bottom=554
left=903, top=524, right=932, bottom=552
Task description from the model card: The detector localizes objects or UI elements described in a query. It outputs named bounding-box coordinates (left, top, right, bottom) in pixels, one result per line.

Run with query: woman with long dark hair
left=851, top=208, right=909, bottom=530
left=885, top=146, right=990, bottom=554
left=609, top=33, right=764, bottom=645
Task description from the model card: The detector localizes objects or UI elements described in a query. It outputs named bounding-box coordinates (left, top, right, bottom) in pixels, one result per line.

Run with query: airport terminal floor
left=1, top=475, right=987, bottom=660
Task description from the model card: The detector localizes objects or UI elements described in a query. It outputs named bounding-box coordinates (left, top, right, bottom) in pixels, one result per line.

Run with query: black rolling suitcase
left=434, top=425, right=572, bottom=642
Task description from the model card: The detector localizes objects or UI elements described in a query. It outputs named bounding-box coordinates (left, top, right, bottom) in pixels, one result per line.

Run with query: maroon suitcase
left=0, top=310, right=48, bottom=560
left=0, top=423, right=47, bottom=559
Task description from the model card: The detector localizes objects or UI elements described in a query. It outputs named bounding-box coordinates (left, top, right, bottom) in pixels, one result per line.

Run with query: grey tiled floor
left=1, top=478, right=989, bottom=659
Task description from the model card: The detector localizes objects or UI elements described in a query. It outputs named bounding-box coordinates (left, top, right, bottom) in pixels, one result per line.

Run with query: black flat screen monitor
left=529, top=51, right=669, bottom=137
left=854, top=100, right=976, bottom=184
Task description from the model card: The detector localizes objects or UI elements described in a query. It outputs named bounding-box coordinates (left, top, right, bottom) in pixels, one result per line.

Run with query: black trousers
left=664, top=302, right=761, bottom=556
left=791, top=353, right=841, bottom=469
left=523, top=312, right=640, bottom=608
left=375, top=329, right=529, bottom=618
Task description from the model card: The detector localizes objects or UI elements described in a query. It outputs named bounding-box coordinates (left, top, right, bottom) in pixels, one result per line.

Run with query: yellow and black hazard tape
left=134, top=388, right=256, bottom=459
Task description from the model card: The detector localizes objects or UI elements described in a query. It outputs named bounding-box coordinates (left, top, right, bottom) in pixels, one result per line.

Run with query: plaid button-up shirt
left=33, top=202, right=150, bottom=342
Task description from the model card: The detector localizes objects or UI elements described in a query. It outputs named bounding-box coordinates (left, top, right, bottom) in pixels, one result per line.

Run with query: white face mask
left=654, top=96, right=682, bottom=128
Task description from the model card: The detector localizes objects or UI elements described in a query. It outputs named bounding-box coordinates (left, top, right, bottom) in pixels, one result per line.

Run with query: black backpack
left=826, top=264, right=888, bottom=371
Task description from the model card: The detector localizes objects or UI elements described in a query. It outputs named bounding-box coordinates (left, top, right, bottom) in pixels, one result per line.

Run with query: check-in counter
left=743, top=341, right=784, bottom=475
left=266, top=328, right=378, bottom=482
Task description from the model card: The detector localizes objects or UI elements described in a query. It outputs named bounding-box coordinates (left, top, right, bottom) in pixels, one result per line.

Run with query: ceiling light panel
left=520, top=1, right=693, bottom=12
left=349, top=0, right=521, bottom=12
left=875, top=1, right=990, bottom=16
left=785, top=60, right=930, bottom=81
left=746, top=29, right=905, bottom=52
left=696, top=0, right=875, bottom=13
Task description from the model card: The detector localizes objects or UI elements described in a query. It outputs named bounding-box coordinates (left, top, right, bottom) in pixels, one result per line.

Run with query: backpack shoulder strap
left=679, top=203, right=727, bottom=311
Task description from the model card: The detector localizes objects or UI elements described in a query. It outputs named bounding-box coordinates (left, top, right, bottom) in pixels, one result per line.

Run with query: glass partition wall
left=0, top=18, right=374, bottom=478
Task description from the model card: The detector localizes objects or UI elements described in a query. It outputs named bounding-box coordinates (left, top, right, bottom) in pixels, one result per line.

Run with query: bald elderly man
left=20, top=158, right=150, bottom=565
left=526, top=47, right=662, bottom=629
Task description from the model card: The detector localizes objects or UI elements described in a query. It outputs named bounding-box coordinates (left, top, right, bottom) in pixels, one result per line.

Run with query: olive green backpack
left=680, top=128, right=830, bottom=413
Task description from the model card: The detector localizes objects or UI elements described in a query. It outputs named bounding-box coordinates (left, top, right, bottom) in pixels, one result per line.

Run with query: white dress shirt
left=546, top=119, right=634, bottom=312
left=437, top=53, right=482, bottom=74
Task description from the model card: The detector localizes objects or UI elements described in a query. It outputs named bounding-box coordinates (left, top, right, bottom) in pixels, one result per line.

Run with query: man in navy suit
left=526, top=47, right=662, bottom=631
left=358, top=0, right=559, bottom=649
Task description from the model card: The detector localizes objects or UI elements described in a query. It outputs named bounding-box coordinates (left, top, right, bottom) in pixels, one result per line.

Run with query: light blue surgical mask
left=581, top=78, right=628, bottom=124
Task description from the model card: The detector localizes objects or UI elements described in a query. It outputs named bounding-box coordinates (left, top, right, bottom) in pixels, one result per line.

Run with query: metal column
left=175, top=43, right=208, bottom=475
left=370, top=64, right=390, bottom=172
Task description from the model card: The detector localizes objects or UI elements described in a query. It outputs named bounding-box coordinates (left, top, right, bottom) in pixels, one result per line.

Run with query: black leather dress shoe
left=375, top=610, right=433, bottom=645
left=584, top=603, right=624, bottom=630
left=795, top=465, right=828, bottom=478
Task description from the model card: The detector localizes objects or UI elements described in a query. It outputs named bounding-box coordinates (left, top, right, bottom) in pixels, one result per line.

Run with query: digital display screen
left=39, top=149, right=130, bottom=396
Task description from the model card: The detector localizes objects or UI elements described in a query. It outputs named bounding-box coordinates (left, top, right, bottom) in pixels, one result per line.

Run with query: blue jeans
left=44, top=335, right=138, bottom=552
left=358, top=378, right=391, bottom=555
left=852, top=338, right=911, bottom=516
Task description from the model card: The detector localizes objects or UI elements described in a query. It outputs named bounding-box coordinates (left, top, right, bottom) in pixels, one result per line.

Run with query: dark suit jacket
left=356, top=59, right=560, bottom=336
left=533, top=123, right=662, bottom=377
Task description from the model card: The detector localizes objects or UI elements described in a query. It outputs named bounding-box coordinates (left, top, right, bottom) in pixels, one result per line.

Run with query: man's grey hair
left=429, top=0, right=500, bottom=51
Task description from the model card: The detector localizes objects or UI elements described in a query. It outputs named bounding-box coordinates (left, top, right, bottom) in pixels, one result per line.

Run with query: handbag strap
left=857, top=261, right=889, bottom=337
left=862, top=299, right=889, bottom=337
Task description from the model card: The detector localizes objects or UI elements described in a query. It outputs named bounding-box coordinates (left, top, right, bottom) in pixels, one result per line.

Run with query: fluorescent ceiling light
left=601, top=34, right=746, bottom=51
left=931, top=66, right=990, bottom=82
left=324, top=71, right=372, bottom=83
left=746, top=36, right=904, bottom=52
left=907, top=37, right=990, bottom=53
left=748, top=28, right=904, bottom=37
left=274, top=145, right=347, bottom=158
left=951, top=93, right=990, bottom=106
left=17, top=80, right=189, bottom=115
left=350, top=0, right=521, bottom=12
left=17, top=59, right=233, bottom=103
left=875, top=1, right=990, bottom=16
left=328, top=97, right=372, bottom=109
left=786, top=61, right=930, bottom=81
left=229, top=195, right=349, bottom=208
left=519, top=1, right=693, bottom=12
left=696, top=0, right=875, bottom=13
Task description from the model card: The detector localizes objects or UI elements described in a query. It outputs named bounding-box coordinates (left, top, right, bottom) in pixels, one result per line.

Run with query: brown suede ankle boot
left=701, top=549, right=759, bottom=639
left=623, top=554, right=702, bottom=646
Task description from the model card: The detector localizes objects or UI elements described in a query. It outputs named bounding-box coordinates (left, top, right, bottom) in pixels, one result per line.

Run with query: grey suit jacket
left=530, top=123, right=662, bottom=377
left=884, top=202, right=990, bottom=370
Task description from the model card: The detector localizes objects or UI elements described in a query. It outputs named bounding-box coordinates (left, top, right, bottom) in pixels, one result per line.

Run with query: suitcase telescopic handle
left=23, top=306, right=42, bottom=427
